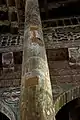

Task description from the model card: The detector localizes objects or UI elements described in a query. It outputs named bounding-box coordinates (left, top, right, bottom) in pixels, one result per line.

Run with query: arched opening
left=56, top=98, right=80, bottom=120
left=0, top=112, right=10, bottom=120
left=0, top=101, right=16, bottom=120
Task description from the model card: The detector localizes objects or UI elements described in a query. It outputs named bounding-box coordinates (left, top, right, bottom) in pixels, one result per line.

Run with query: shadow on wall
left=0, top=112, right=10, bottom=120
left=56, top=97, right=80, bottom=120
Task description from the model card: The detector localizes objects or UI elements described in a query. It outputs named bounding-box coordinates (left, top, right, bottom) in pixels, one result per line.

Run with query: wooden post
left=20, top=0, right=54, bottom=120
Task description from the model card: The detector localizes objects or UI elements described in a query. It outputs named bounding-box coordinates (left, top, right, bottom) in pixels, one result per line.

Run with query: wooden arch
left=54, top=86, right=80, bottom=115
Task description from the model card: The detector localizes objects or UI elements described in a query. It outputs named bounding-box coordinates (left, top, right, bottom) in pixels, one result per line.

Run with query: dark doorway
left=56, top=98, right=80, bottom=120
left=0, top=112, right=9, bottom=120
left=47, top=48, right=69, bottom=61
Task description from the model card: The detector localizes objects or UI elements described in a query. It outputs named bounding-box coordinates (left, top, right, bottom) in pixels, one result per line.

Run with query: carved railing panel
left=43, top=24, right=80, bottom=48
left=0, top=34, right=23, bottom=52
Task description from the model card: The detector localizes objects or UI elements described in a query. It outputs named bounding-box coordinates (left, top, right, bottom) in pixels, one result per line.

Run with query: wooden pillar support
left=20, top=0, right=54, bottom=120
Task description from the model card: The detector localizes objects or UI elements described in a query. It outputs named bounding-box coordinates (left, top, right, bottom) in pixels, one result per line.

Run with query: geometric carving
left=44, top=25, right=80, bottom=43
left=1, top=88, right=20, bottom=104
left=0, top=35, right=23, bottom=48
left=2, top=52, right=14, bottom=72
left=68, top=47, right=80, bottom=66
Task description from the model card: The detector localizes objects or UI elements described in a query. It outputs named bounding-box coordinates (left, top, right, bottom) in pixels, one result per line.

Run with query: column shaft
left=20, top=0, right=54, bottom=120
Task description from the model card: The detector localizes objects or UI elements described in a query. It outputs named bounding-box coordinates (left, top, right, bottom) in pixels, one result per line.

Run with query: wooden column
left=20, top=0, right=54, bottom=120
